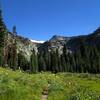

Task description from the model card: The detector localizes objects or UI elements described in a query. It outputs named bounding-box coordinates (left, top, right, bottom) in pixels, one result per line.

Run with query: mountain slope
left=39, top=28, right=100, bottom=53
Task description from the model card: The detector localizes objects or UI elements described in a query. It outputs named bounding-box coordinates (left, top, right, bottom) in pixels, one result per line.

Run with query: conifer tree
left=12, top=26, right=17, bottom=70
left=18, top=52, right=30, bottom=71
left=0, top=9, right=8, bottom=66
left=61, top=54, right=66, bottom=72
left=38, top=51, right=46, bottom=71
left=51, top=50, right=59, bottom=73
left=30, top=49, right=38, bottom=73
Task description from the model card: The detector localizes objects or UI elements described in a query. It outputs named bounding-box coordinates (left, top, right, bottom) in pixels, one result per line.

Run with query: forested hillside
left=0, top=9, right=100, bottom=73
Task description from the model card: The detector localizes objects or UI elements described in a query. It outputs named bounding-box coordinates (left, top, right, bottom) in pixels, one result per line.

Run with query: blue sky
left=1, top=0, right=100, bottom=40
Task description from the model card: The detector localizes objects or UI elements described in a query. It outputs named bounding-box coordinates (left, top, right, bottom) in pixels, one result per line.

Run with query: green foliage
left=0, top=10, right=8, bottom=67
left=0, top=68, right=48, bottom=100
left=18, top=52, right=29, bottom=71
left=38, top=43, right=100, bottom=74
left=38, top=51, right=46, bottom=71
left=0, top=68, right=100, bottom=100
left=0, top=48, right=3, bottom=66
left=30, top=49, right=38, bottom=73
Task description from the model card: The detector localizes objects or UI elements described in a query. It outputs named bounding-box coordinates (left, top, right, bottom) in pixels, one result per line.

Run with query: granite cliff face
left=5, top=27, right=100, bottom=63
left=6, top=33, right=41, bottom=61
left=38, top=35, right=71, bottom=54
left=38, top=28, right=100, bottom=54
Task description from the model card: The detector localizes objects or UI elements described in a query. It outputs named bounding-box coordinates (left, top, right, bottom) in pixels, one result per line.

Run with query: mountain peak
left=50, top=35, right=68, bottom=41
left=93, top=27, right=100, bottom=35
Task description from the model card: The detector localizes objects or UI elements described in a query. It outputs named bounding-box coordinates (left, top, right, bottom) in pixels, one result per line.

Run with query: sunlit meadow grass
left=0, top=67, right=100, bottom=100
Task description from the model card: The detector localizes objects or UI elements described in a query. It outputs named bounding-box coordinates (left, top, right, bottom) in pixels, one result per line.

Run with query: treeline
left=1, top=41, right=100, bottom=74
left=38, top=44, right=100, bottom=73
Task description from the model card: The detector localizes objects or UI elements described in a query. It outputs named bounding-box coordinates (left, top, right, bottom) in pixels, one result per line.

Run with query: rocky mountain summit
left=38, top=28, right=100, bottom=53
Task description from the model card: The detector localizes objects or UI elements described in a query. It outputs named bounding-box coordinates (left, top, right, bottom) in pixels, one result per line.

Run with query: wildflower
left=69, top=82, right=71, bottom=85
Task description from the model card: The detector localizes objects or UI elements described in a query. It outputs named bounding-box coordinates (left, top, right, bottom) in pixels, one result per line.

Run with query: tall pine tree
left=0, top=8, right=8, bottom=66
left=30, top=49, right=38, bottom=73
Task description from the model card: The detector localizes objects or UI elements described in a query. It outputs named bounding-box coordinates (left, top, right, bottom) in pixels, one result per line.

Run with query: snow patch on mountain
left=30, top=39, right=45, bottom=43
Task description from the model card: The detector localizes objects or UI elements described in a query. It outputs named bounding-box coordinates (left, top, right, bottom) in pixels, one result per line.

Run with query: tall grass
left=0, top=68, right=100, bottom=100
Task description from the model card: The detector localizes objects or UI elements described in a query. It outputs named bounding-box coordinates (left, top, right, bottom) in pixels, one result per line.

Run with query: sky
left=1, top=0, right=100, bottom=41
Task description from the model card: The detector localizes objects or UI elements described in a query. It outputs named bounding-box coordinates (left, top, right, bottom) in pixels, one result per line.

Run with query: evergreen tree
left=0, top=48, right=3, bottom=66
left=11, top=26, right=17, bottom=70
left=18, top=52, right=29, bottom=71
left=61, top=54, right=66, bottom=72
left=0, top=9, right=8, bottom=66
left=89, top=45, right=100, bottom=73
left=74, top=49, right=82, bottom=73
left=51, top=50, right=59, bottom=73
left=38, top=51, right=46, bottom=71
left=69, top=54, right=76, bottom=72
left=7, top=26, right=17, bottom=70
left=62, top=45, right=71, bottom=72
left=30, top=49, right=38, bottom=73
left=43, top=51, right=49, bottom=71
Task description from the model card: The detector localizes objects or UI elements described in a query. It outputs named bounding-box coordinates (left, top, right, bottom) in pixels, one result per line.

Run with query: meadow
left=0, top=67, right=100, bottom=100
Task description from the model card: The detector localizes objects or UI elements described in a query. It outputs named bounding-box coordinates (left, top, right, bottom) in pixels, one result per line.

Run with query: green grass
left=0, top=68, right=100, bottom=100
